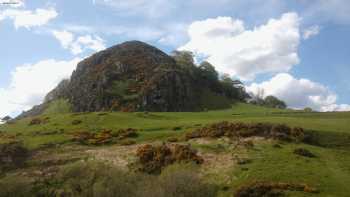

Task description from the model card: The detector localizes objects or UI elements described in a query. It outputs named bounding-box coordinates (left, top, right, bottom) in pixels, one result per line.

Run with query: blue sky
left=1, top=0, right=350, bottom=117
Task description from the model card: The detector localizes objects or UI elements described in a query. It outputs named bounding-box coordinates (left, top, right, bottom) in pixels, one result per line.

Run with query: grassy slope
left=1, top=103, right=350, bottom=196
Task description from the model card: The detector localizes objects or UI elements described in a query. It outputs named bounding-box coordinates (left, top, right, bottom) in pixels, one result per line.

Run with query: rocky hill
left=18, top=41, right=247, bottom=118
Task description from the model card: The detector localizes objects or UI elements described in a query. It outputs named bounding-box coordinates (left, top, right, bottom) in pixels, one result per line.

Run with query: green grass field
left=1, top=103, right=350, bottom=196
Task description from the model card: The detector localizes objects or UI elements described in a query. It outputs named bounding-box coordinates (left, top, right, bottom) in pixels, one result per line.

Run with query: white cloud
left=0, top=0, right=24, bottom=8
left=247, top=73, right=350, bottom=112
left=303, top=25, right=320, bottom=40
left=0, top=7, right=57, bottom=29
left=0, top=58, right=81, bottom=117
left=179, top=12, right=301, bottom=80
left=52, top=30, right=106, bottom=55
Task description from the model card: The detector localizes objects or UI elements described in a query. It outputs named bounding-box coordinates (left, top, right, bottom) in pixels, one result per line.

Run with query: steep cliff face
left=18, top=41, right=232, bottom=118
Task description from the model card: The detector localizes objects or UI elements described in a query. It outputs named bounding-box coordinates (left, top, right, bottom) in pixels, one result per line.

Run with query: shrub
left=234, top=181, right=318, bottom=197
left=72, top=130, right=113, bottom=145
left=139, top=163, right=218, bottom=197
left=186, top=121, right=305, bottom=142
left=52, top=161, right=218, bottom=197
left=0, top=142, right=29, bottom=172
left=136, top=144, right=203, bottom=174
left=72, top=128, right=138, bottom=145
left=57, top=161, right=141, bottom=197
left=29, top=118, right=43, bottom=126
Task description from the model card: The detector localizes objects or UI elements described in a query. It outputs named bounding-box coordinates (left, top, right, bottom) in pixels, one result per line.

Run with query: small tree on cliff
left=220, top=74, right=248, bottom=101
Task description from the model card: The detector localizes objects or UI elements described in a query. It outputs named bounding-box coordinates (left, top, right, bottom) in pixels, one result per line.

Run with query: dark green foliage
left=220, top=74, right=249, bottom=101
left=264, top=96, right=287, bottom=109
left=250, top=95, right=287, bottom=109
left=199, top=61, right=219, bottom=82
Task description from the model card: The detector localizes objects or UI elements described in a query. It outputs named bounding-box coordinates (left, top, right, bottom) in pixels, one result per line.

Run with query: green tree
left=171, top=50, right=195, bottom=66
left=220, top=74, right=248, bottom=101
left=264, top=95, right=287, bottom=109
left=199, top=61, right=218, bottom=82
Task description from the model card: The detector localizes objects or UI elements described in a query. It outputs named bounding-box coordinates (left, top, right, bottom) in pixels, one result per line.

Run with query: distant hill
left=18, top=41, right=248, bottom=119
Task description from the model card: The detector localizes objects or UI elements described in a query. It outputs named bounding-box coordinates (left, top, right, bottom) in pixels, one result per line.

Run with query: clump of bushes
left=29, top=117, right=50, bottom=126
left=235, top=181, right=318, bottom=197
left=72, top=128, right=138, bottom=145
left=140, top=163, right=219, bottom=197
left=0, top=142, right=29, bottom=172
left=32, top=161, right=218, bottom=197
left=186, top=121, right=305, bottom=142
left=136, top=143, right=203, bottom=174
left=293, top=148, right=316, bottom=158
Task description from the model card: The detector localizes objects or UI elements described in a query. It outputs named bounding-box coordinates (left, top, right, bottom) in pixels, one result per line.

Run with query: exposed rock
left=18, top=41, right=237, bottom=118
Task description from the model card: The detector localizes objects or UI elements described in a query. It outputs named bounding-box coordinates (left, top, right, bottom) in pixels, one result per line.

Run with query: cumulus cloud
left=0, top=58, right=81, bottom=117
left=0, top=7, right=57, bottom=29
left=52, top=30, right=106, bottom=55
left=179, top=12, right=301, bottom=80
left=303, top=25, right=320, bottom=40
left=247, top=73, right=350, bottom=112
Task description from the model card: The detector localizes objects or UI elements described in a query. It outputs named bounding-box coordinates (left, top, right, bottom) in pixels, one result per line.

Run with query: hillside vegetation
left=1, top=103, right=350, bottom=196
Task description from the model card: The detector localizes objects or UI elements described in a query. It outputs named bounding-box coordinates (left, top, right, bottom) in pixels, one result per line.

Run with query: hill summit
left=19, top=41, right=248, bottom=118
